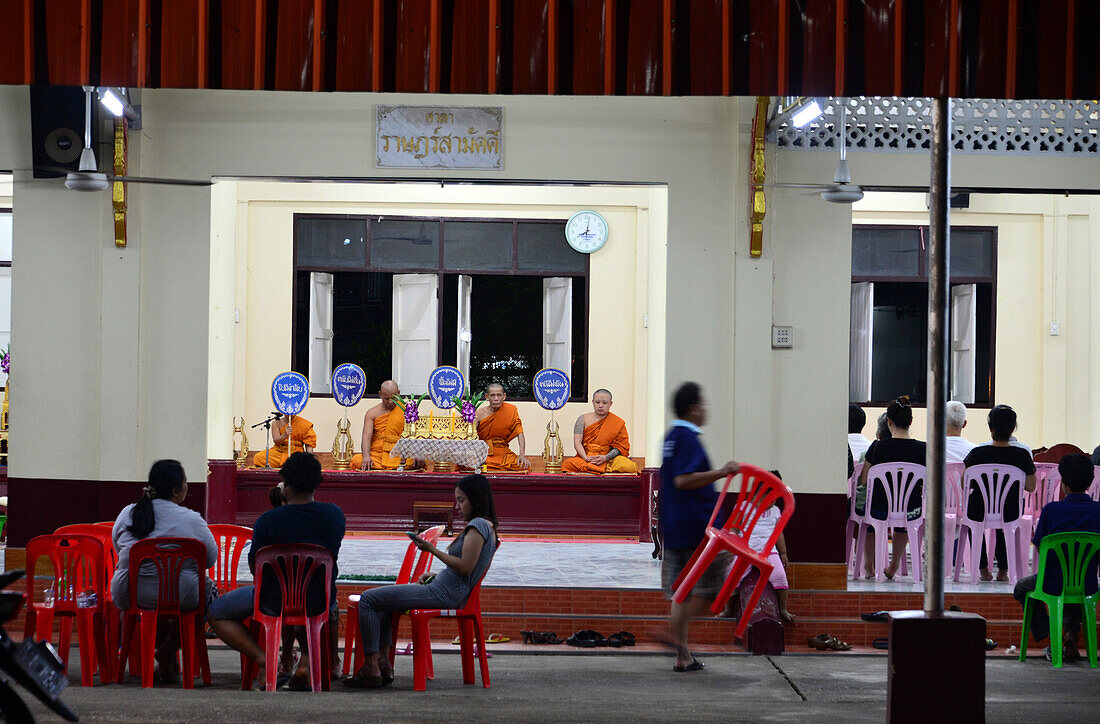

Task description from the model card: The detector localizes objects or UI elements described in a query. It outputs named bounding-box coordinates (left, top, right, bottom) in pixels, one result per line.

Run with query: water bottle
left=76, top=590, right=97, bottom=609
left=42, top=584, right=55, bottom=608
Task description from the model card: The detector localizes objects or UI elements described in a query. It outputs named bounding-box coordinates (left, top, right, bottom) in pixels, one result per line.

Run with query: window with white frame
left=291, top=215, right=588, bottom=400
left=849, top=225, right=995, bottom=405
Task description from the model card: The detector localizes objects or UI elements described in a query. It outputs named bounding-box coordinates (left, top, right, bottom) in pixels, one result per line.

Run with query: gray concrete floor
left=14, top=647, right=1100, bottom=723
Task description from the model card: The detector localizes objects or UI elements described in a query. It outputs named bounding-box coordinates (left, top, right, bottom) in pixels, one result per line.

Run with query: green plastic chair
left=0, top=514, right=6, bottom=541
left=1018, top=531, right=1100, bottom=668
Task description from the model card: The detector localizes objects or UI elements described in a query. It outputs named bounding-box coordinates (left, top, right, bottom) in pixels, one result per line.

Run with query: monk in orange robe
left=253, top=414, right=317, bottom=468
left=562, top=389, right=639, bottom=474
left=350, top=380, right=411, bottom=470
left=475, top=383, right=529, bottom=472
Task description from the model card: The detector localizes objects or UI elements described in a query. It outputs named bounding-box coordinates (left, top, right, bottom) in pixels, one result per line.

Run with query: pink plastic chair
left=671, top=465, right=795, bottom=638
left=852, top=463, right=926, bottom=583
left=1089, top=466, right=1100, bottom=502
left=342, top=526, right=444, bottom=678
left=955, top=464, right=1028, bottom=584
left=1027, top=466, right=1063, bottom=574
left=242, top=544, right=334, bottom=693
left=942, top=462, right=965, bottom=577
left=843, top=462, right=865, bottom=578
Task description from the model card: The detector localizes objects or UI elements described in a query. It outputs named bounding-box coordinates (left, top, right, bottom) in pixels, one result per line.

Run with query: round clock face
left=565, top=211, right=609, bottom=254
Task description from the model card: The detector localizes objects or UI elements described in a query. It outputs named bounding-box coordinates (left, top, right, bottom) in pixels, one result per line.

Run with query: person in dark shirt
left=1091, top=444, right=1100, bottom=466
left=209, top=452, right=345, bottom=689
left=660, top=382, right=739, bottom=673
left=857, top=396, right=925, bottom=579
left=1012, top=453, right=1100, bottom=662
left=963, top=405, right=1036, bottom=582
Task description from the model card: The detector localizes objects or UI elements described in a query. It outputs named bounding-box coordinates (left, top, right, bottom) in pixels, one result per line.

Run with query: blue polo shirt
left=1032, top=493, right=1100, bottom=595
left=660, top=420, right=719, bottom=550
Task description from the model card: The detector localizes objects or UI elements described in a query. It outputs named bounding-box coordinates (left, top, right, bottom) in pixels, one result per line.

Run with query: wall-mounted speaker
left=30, top=86, right=93, bottom=179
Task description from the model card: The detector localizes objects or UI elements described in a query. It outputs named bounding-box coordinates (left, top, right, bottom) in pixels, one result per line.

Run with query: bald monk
left=350, top=380, right=410, bottom=471
left=253, top=414, right=316, bottom=468
left=561, top=389, right=639, bottom=474
left=476, top=383, right=530, bottom=471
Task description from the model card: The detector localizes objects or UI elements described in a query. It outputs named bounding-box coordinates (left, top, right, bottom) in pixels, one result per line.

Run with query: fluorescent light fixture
left=99, top=88, right=125, bottom=117
left=791, top=99, right=823, bottom=127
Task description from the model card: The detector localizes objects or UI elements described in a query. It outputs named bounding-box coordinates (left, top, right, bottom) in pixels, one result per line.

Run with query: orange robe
left=477, top=403, right=525, bottom=471
left=350, top=408, right=406, bottom=470
left=253, top=415, right=317, bottom=468
left=562, top=412, right=639, bottom=474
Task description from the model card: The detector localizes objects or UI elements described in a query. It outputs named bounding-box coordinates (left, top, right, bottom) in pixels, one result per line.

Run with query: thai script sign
left=428, top=366, right=466, bottom=409
left=376, top=105, right=503, bottom=169
left=271, top=372, right=310, bottom=416
left=331, top=363, right=366, bottom=408
left=533, top=368, right=570, bottom=410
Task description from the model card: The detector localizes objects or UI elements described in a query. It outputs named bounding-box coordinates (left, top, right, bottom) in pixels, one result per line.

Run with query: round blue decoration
left=428, top=366, right=465, bottom=409
left=271, top=371, right=310, bottom=416
left=532, top=368, right=570, bottom=410
left=331, top=363, right=367, bottom=407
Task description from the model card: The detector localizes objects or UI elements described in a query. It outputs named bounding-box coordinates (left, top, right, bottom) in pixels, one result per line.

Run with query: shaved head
left=486, top=382, right=505, bottom=394
left=593, top=389, right=612, bottom=401
left=379, top=380, right=399, bottom=396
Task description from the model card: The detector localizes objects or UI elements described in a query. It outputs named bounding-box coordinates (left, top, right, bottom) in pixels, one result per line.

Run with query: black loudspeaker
left=30, top=85, right=92, bottom=179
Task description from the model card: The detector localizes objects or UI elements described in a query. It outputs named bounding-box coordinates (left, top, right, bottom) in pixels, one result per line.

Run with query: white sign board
left=376, top=105, right=502, bottom=169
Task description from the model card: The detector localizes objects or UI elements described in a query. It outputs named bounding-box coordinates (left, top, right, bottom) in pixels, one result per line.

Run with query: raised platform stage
left=206, top=461, right=656, bottom=541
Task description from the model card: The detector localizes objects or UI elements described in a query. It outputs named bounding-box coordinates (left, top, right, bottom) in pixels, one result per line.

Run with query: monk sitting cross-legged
left=561, top=389, right=639, bottom=474
left=350, top=380, right=415, bottom=471
left=476, top=383, right=530, bottom=472
left=253, top=414, right=316, bottom=468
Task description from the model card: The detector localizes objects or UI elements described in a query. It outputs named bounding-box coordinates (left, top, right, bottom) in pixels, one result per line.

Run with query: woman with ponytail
left=856, top=396, right=926, bottom=580
left=111, top=460, right=218, bottom=683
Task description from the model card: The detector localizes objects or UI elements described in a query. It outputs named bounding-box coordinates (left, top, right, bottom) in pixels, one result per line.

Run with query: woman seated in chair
left=963, top=404, right=1036, bottom=581
left=857, top=396, right=925, bottom=580
left=345, top=474, right=499, bottom=689
left=111, top=459, right=218, bottom=684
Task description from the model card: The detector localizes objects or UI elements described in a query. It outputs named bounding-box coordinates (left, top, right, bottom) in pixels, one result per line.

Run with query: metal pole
left=924, top=97, right=951, bottom=613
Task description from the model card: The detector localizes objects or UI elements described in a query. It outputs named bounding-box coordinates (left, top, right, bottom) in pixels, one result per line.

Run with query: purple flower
left=1, top=351, right=9, bottom=376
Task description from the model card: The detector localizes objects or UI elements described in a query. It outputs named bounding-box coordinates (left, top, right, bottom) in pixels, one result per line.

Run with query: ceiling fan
left=33, top=87, right=212, bottom=191
left=775, top=103, right=865, bottom=204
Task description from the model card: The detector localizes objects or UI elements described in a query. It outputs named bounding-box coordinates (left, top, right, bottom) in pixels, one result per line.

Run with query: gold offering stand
left=403, top=411, right=478, bottom=472
left=331, top=417, right=355, bottom=470
left=232, top=416, right=249, bottom=468
left=542, top=416, right=563, bottom=473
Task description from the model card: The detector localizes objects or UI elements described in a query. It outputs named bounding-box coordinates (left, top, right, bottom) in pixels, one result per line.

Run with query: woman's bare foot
left=779, top=609, right=796, bottom=624
left=883, top=564, right=897, bottom=580
left=979, top=568, right=994, bottom=582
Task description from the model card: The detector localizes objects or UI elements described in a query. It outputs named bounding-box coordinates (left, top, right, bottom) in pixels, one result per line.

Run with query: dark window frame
left=292, top=213, right=591, bottom=402
left=851, top=224, right=998, bottom=408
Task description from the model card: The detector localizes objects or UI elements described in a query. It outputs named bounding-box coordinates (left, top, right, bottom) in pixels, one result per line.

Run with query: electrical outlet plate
left=772, top=326, right=793, bottom=348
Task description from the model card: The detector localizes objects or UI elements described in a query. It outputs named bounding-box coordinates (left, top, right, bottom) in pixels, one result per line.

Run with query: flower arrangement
left=450, top=391, right=485, bottom=423
left=392, top=393, right=428, bottom=423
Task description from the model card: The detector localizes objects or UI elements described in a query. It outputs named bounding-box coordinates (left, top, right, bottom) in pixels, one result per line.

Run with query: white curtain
left=543, top=277, right=572, bottom=372
left=849, top=282, right=873, bottom=402
left=308, top=271, right=333, bottom=393
left=392, top=273, right=438, bottom=394
left=951, top=283, right=977, bottom=403
left=457, top=274, right=472, bottom=381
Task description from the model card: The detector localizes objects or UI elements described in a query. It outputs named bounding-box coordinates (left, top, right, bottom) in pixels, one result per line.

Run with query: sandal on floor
left=541, top=632, right=566, bottom=645
left=485, top=633, right=510, bottom=644
left=343, top=670, right=383, bottom=689
left=258, top=672, right=292, bottom=691
left=807, top=634, right=852, bottom=651
left=860, top=611, right=889, bottom=623
left=566, top=630, right=600, bottom=648
left=872, top=638, right=889, bottom=650
left=287, top=671, right=312, bottom=691
left=152, top=667, right=180, bottom=686
left=607, top=631, right=636, bottom=647
left=673, top=658, right=705, bottom=672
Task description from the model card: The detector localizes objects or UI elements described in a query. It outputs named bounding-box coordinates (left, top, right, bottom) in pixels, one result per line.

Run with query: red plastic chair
left=671, top=465, right=795, bottom=639
left=207, top=524, right=253, bottom=593
left=242, top=544, right=334, bottom=693
left=115, top=538, right=212, bottom=688
left=409, top=580, right=491, bottom=691
left=343, top=526, right=443, bottom=677
left=23, top=534, right=114, bottom=686
left=54, top=524, right=121, bottom=675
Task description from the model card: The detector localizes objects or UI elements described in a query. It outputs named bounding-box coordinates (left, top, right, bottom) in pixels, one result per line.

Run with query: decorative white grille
left=772, top=98, right=1100, bottom=155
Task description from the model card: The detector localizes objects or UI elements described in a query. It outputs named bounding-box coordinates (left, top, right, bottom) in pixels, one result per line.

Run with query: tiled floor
left=845, top=577, right=1015, bottom=594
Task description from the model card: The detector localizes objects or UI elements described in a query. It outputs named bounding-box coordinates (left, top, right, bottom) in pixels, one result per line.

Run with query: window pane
left=295, top=217, right=367, bottom=268
left=294, top=271, right=394, bottom=389
left=467, top=276, right=544, bottom=398
left=870, top=282, right=927, bottom=403
left=443, top=221, right=512, bottom=271
left=851, top=227, right=920, bottom=277
left=950, top=228, right=995, bottom=278
left=0, top=211, right=11, bottom=263
left=518, top=222, right=586, bottom=273
left=371, top=219, right=439, bottom=269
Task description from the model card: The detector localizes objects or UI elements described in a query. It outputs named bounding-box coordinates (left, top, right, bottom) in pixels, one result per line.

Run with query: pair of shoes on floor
left=673, top=657, right=705, bottom=672
left=566, top=630, right=636, bottom=648
left=451, top=632, right=509, bottom=644
left=806, top=633, right=852, bottom=651
left=521, top=630, right=565, bottom=645
left=1044, top=642, right=1082, bottom=663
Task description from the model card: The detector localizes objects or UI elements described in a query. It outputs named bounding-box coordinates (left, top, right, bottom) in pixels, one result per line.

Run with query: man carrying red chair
left=208, top=452, right=346, bottom=689
left=660, top=382, right=740, bottom=673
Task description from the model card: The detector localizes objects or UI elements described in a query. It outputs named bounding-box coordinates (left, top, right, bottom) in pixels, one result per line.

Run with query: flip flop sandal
left=521, top=630, right=535, bottom=644
left=566, top=630, right=598, bottom=648
left=673, top=658, right=705, bottom=672
left=287, top=671, right=312, bottom=691
left=872, top=638, right=889, bottom=650
left=860, top=611, right=889, bottom=623
left=342, top=670, right=382, bottom=689
left=590, top=631, right=609, bottom=647
left=541, top=632, right=566, bottom=645
left=452, top=635, right=463, bottom=645
left=607, top=631, right=636, bottom=647
left=485, top=633, right=510, bottom=644
left=395, top=642, right=413, bottom=655
left=824, top=635, right=853, bottom=651
left=985, top=638, right=997, bottom=651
